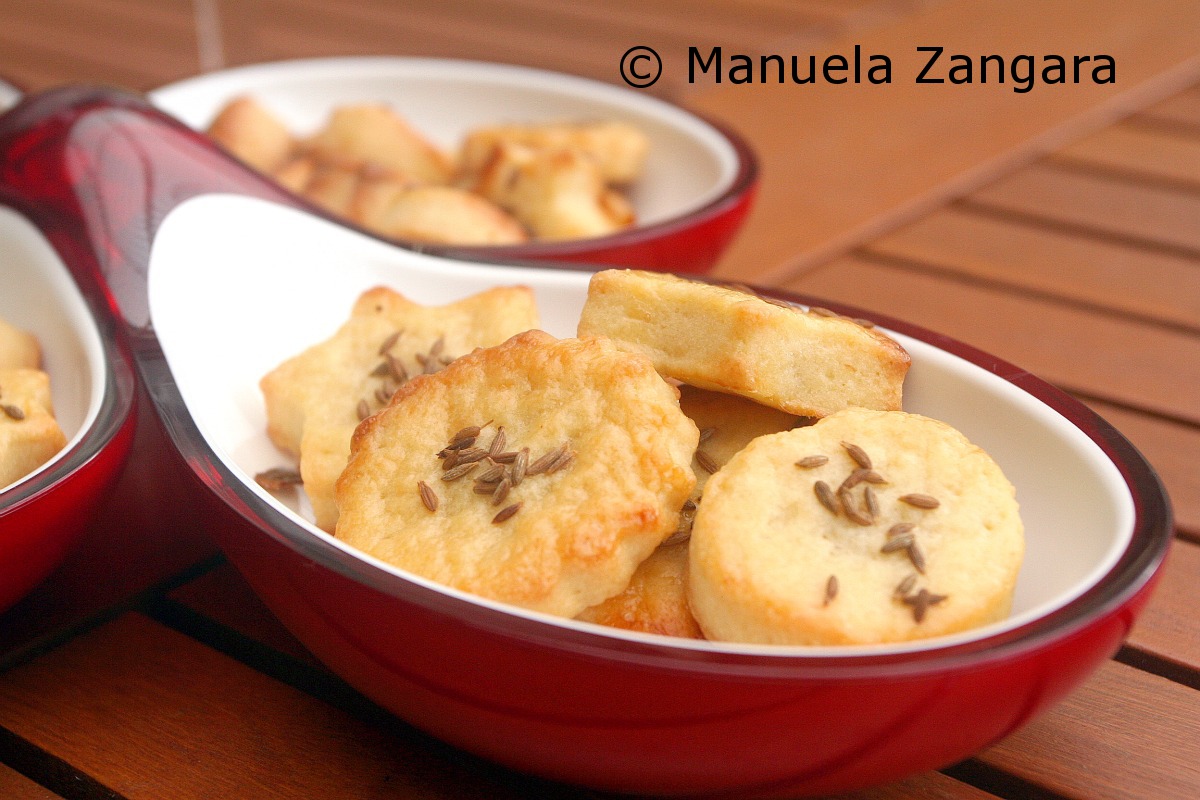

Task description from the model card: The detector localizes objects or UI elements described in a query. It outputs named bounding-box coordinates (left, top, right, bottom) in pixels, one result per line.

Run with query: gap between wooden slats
left=784, top=257, right=1200, bottom=425
left=1052, top=120, right=1200, bottom=188
left=862, top=206, right=1200, bottom=332
left=968, top=163, right=1200, bottom=256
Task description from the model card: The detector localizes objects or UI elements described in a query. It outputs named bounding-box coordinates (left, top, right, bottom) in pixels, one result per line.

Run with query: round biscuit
left=335, top=330, right=699, bottom=618
left=688, top=408, right=1024, bottom=645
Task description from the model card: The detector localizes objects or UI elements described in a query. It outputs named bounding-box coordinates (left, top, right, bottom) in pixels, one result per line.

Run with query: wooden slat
left=969, top=162, right=1200, bottom=254
left=976, top=660, right=1200, bottom=800
left=0, top=613, right=994, bottom=800
left=1081, top=400, right=1200, bottom=539
left=784, top=256, right=1200, bottom=424
left=1054, top=121, right=1200, bottom=186
left=0, top=614, right=571, bottom=799
left=0, top=764, right=60, bottom=799
left=1139, top=84, right=1200, bottom=128
left=863, top=206, right=1200, bottom=329
left=0, top=0, right=198, bottom=92
left=682, top=0, right=1200, bottom=283
left=1126, top=538, right=1200, bottom=673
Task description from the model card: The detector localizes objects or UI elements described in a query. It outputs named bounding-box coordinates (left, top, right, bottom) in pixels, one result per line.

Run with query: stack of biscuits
left=206, top=97, right=648, bottom=246
left=260, top=269, right=1024, bottom=646
left=0, top=316, right=67, bottom=489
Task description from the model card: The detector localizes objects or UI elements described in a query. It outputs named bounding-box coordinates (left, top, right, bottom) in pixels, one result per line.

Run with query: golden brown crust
left=0, top=368, right=67, bottom=488
left=687, top=408, right=1024, bottom=645
left=259, top=286, right=539, bottom=531
left=576, top=542, right=702, bottom=638
left=351, top=184, right=528, bottom=245
left=303, top=104, right=453, bottom=185
left=468, top=142, right=635, bottom=241
left=459, top=120, right=649, bottom=184
left=577, top=270, right=911, bottom=417
left=335, top=331, right=699, bottom=618
left=206, top=95, right=296, bottom=173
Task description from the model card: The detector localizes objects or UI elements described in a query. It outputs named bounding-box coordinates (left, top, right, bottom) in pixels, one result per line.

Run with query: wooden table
left=1, top=1, right=1198, bottom=797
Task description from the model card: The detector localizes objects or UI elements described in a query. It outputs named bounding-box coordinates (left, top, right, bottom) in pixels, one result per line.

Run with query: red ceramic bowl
left=0, top=87, right=1172, bottom=798
left=0, top=115, right=137, bottom=611
left=149, top=56, right=758, bottom=274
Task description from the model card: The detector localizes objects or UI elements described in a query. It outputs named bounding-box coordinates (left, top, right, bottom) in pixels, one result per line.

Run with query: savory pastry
left=350, top=183, right=528, bottom=245
left=576, top=386, right=802, bottom=639
left=0, top=317, right=40, bottom=370
left=468, top=142, right=634, bottom=241
left=303, top=104, right=453, bottom=185
left=0, top=368, right=67, bottom=488
left=687, top=408, right=1024, bottom=645
left=260, top=285, right=539, bottom=531
left=459, top=120, right=649, bottom=184
left=576, top=541, right=701, bottom=638
left=206, top=95, right=296, bottom=173
left=577, top=270, right=910, bottom=417
left=334, top=330, right=698, bottom=618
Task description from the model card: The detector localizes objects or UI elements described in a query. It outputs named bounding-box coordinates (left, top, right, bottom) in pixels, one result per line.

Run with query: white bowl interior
left=0, top=207, right=107, bottom=493
left=149, top=56, right=740, bottom=228
left=148, top=194, right=1135, bottom=657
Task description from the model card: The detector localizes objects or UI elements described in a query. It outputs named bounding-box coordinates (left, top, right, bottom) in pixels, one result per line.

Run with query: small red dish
left=0, top=96, right=137, bottom=611
left=0, top=86, right=1172, bottom=798
left=149, top=56, right=758, bottom=274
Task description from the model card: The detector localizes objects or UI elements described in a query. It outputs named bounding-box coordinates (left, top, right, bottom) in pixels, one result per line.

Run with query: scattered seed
left=813, top=480, right=840, bottom=514
left=899, top=493, right=940, bottom=509
left=370, top=360, right=393, bottom=377
left=356, top=399, right=371, bottom=421
left=864, top=485, right=880, bottom=519
left=808, top=306, right=839, bottom=317
left=386, top=354, right=408, bottom=383
left=1, top=403, right=21, bottom=421
left=795, top=455, right=829, bottom=469
left=429, top=336, right=445, bottom=359
left=823, top=574, right=838, bottom=606
left=841, top=441, right=872, bottom=470
left=528, top=443, right=569, bottom=475
left=547, top=448, right=575, bottom=474
left=254, top=467, right=302, bottom=491
left=452, top=447, right=490, bottom=464
left=476, top=463, right=506, bottom=484
left=881, top=533, right=915, bottom=553
left=894, top=573, right=918, bottom=599
left=698, top=427, right=717, bottom=445
left=907, top=540, right=927, bottom=574
left=441, top=462, right=479, bottom=481
left=839, top=485, right=873, bottom=526
left=511, top=448, right=529, bottom=486
left=887, top=522, right=916, bottom=538
left=378, top=330, right=401, bottom=354
left=860, top=469, right=887, bottom=484
left=417, top=480, right=439, bottom=512
left=473, top=482, right=497, bottom=495
left=903, top=588, right=947, bottom=623
left=492, top=502, right=522, bottom=523
left=852, top=318, right=876, bottom=329
left=695, top=449, right=719, bottom=474
left=761, top=295, right=793, bottom=310
left=488, top=427, right=507, bottom=457
left=452, top=424, right=484, bottom=443
left=491, top=476, right=512, bottom=506
left=490, top=450, right=520, bottom=464
left=374, top=386, right=391, bottom=404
